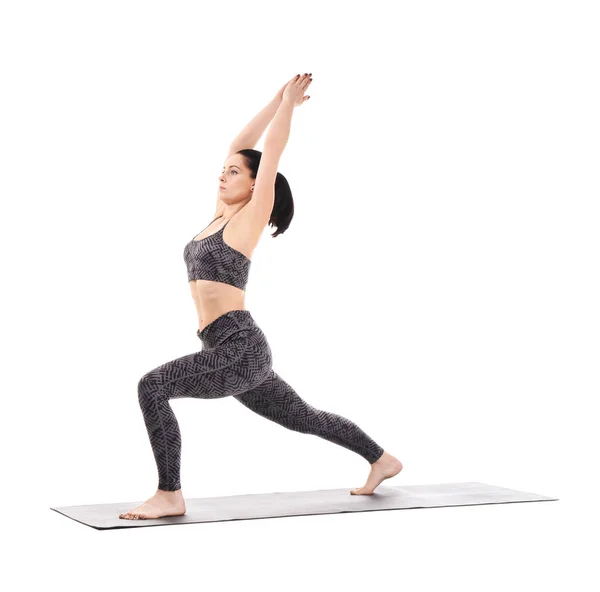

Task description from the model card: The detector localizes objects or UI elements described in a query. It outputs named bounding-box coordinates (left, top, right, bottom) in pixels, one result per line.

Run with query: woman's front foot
left=350, top=451, right=403, bottom=495
left=119, top=488, right=187, bottom=520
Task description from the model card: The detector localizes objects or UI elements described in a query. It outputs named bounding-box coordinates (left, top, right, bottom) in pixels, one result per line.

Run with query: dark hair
left=236, top=148, right=294, bottom=238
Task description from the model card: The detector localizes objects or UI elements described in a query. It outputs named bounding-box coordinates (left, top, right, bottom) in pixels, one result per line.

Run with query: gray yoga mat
left=50, top=481, right=558, bottom=530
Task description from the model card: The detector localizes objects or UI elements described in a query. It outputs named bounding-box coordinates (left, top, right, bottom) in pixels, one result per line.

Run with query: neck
left=219, top=199, right=251, bottom=220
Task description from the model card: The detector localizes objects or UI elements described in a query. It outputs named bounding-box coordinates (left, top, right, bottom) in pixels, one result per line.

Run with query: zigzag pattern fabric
left=137, top=310, right=384, bottom=491
left=183, top=217, right=251, bottom=289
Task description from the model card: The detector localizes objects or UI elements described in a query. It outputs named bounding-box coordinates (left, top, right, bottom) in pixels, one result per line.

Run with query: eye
left=231, top=170, right=237, bottom=175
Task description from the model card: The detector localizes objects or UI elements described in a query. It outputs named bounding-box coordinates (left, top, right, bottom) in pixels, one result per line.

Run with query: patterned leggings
left=137, top=310, right=385, bottom=491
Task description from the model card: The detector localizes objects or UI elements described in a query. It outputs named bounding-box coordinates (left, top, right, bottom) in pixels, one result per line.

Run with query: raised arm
left=246, top=74, right=312, bottom=225
left=227, top=97, right=282, bottom=154
left=227, top=75, right=299, bottom=153
left=215, top=77, right=301, bottom=213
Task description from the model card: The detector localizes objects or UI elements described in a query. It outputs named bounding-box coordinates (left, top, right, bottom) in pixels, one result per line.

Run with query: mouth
left=220, top=187, right=226, bottom=190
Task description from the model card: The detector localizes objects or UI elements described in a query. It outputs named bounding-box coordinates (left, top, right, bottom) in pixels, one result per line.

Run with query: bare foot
left=119, top=488, right=187, bottom=520
left=350, top=451, right=403, bottom=495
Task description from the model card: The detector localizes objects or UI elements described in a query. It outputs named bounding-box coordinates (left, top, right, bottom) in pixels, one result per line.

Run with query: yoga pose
left=120, top=74, right=403, bottom=520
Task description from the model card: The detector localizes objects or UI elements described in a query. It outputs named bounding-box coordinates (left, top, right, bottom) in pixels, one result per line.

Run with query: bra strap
left=198, top=215, right=223, bottom=234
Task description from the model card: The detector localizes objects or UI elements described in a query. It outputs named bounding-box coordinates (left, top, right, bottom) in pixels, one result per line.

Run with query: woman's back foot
left=350, top=451, right=403, bottom=495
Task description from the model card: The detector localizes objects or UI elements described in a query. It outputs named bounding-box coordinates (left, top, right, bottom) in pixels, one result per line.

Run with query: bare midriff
left=189, top=280, right=247, bottom=333
left=188, top=208, right=258, bottom=333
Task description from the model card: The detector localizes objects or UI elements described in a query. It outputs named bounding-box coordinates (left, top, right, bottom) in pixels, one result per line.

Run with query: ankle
left=373, top=451, right=388, bottom=464
left=157, top=488, right=183, bottom=496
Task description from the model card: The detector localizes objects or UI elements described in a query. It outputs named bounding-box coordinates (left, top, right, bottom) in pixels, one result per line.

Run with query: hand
left=275, top=75, right=299, bottom=101
left=282, top=73, right=312, bottom=107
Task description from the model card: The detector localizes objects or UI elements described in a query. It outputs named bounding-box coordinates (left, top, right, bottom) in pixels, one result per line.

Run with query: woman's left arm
left=228, top=77, right=296, bottom=151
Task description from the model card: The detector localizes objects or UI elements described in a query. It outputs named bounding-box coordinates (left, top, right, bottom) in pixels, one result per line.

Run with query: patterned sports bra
left=183, top=215, right=251, bottom=291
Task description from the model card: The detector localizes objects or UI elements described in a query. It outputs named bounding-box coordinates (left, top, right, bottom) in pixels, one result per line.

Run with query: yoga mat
left=50, top=481, right=558, bottom=530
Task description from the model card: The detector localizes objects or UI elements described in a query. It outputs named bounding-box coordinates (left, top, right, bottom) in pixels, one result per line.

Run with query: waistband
left=197, top=309, right=259, bottom=349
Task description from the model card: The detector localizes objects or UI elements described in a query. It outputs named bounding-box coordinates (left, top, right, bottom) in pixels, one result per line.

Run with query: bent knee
left=137, top=372, right=161, bottom=406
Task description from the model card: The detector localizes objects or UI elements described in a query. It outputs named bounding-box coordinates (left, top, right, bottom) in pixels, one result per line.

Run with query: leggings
left=137, top=309, right=385, bottom=491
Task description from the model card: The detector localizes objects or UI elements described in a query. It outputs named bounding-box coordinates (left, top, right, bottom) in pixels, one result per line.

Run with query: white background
left=2, top=0, right=598, bottom=590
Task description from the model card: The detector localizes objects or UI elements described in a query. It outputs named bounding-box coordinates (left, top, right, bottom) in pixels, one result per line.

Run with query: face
left=218, top=154, right=254, bottom=203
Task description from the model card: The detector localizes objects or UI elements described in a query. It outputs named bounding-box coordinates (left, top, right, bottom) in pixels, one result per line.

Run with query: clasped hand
left=276, top=73, right=312, bottom=107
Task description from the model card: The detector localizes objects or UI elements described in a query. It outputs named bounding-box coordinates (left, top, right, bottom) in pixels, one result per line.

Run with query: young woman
left=120, top=74, right=403, bottom=520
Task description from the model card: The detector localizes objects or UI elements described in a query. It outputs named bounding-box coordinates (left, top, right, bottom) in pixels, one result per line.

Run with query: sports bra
left=183, top=215, right=251, bottom=291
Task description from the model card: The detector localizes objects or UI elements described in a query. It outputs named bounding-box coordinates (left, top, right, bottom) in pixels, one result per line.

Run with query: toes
left=119, top=509, right=151, bottom=520
left=120, top=511, right=138, bottom=519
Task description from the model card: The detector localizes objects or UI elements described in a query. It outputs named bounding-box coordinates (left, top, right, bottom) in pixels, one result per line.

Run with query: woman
left=120, top=73, right=403, bottom=520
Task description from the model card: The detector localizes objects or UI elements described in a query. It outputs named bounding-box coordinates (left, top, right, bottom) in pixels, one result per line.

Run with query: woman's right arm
left=245, top=100, right=295, bottom=224
left=263, top=98, right=295, bottom=158
left=246, top=75, right=311, bottom=224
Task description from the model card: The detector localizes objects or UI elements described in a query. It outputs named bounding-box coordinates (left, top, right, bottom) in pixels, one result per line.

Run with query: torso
left=189, top=204, right=259, bottom=332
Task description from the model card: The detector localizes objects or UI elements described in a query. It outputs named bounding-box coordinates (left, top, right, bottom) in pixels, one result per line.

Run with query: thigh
left=234, top=369, right=323, bottom=431
left=139, top=331, right=272, bottom=401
